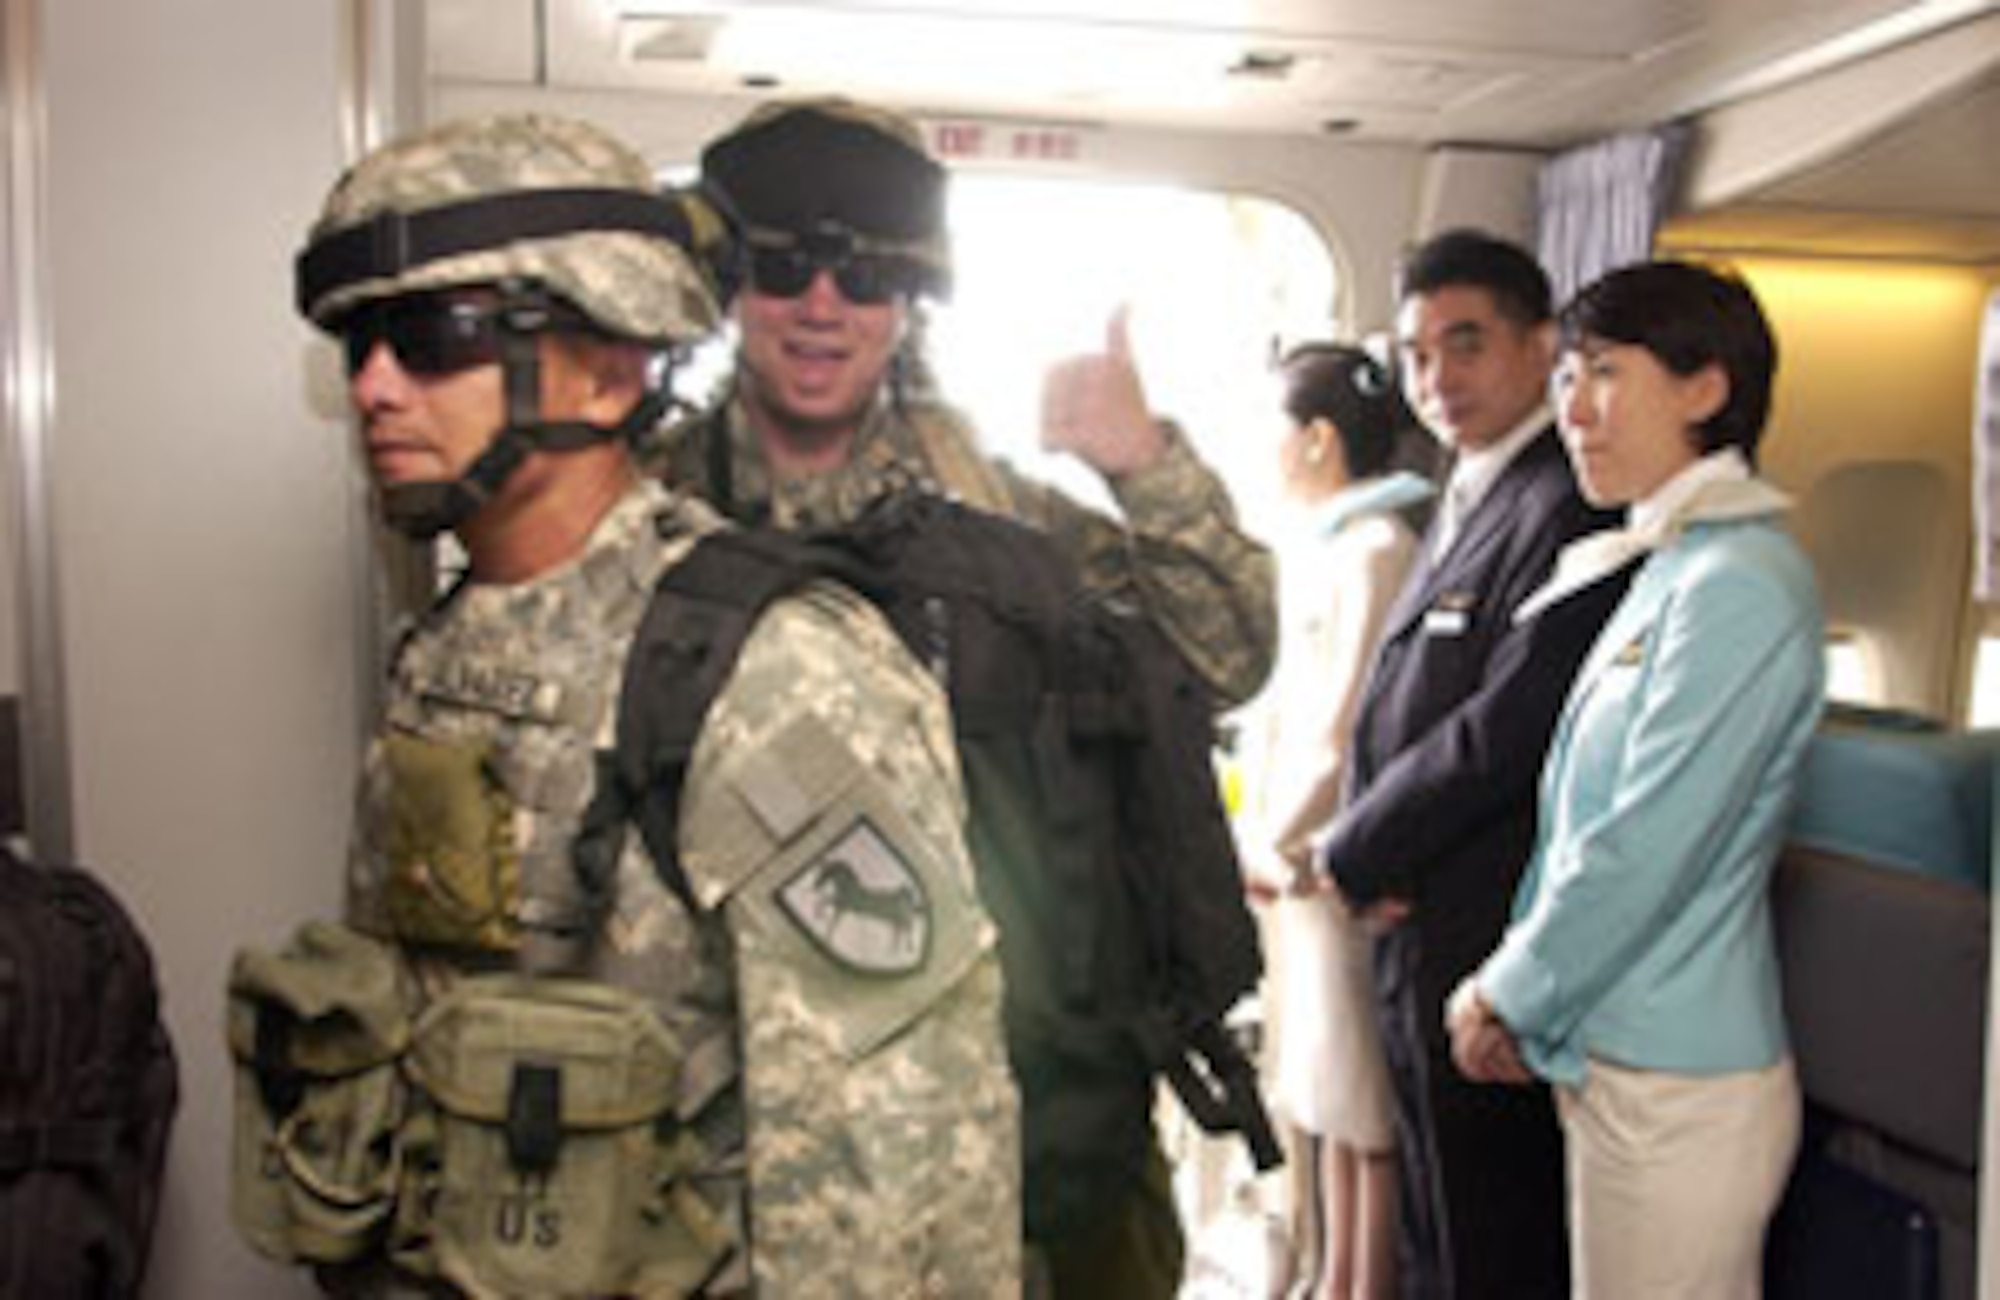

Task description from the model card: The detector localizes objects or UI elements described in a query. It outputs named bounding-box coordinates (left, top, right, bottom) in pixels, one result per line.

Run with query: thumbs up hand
left=1039, top=305, right=1169, bottom=478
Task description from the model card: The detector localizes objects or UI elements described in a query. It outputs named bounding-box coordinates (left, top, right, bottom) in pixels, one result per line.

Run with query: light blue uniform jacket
left=1479, top=512, right=1825, bottom=1086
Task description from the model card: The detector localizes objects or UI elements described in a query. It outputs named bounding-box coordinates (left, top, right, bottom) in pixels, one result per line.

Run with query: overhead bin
left=1673, top=10, right=2000, bottom=259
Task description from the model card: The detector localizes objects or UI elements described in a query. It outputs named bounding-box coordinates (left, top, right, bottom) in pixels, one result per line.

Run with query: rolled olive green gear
left=331, top=481, right=1019, bottom=1295
left=700, top=96, right=951, bottom=297
left=227, top=922, right=417, bottom=1266
left=303, top=113, right=718, bottom=343
left=649, top=391, right=1281, bottom=707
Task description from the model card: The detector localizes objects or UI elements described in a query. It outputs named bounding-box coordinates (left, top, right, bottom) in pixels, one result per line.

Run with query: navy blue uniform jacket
left=1326, top=426, right=1624, bottom=981
left=1322, top=425, right=1627, bottom=1299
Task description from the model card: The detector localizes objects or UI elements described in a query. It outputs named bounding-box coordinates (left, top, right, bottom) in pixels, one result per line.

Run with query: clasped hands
left=1446, top=978, right=1533, bottom=1085
left=1243, top=839, right=1413, bottom=937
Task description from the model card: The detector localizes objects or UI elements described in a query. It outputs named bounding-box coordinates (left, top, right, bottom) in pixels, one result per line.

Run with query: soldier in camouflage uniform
left=651, top=95, right=1275, bottom=1299
left=290, top=112, right=1019, bottom=1297
left=651, top=96, right=1277, bottom=711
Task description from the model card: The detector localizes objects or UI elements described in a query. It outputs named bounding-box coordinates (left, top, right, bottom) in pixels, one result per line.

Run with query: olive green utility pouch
left=395, top=976, right=730, bottom=1299
left=381, top=731, right=522, bottom=954
left=227, top=921, right=415, bottom=1263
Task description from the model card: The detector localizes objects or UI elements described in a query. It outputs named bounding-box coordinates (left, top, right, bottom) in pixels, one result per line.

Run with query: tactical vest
left=235, top=487, right=747, bottom=1297
left=230, top=482, right=1019, bottom=1297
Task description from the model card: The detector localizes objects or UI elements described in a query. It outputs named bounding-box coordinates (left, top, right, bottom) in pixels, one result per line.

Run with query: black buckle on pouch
left=506, top=1062, right=564, bottom=1175
left=253, top=1005, right=306, bottom=1120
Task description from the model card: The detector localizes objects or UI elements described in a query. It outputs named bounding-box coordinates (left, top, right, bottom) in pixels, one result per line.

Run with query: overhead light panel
left=617, top=4, right=1241, bottom=103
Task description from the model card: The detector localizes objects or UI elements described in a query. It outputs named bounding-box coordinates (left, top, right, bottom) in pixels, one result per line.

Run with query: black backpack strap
left=605, top=528, right=832, bottom=907
left=1099, top=612, right=1281, bottom=1171
left=703, top=403, right=742, bottom=524
left=1163, top=1023, right=1283, bottom=1171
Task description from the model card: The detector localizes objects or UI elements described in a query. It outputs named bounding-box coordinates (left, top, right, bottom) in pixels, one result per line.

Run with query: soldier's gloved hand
left=1039, top=305, right=1170, bottom=478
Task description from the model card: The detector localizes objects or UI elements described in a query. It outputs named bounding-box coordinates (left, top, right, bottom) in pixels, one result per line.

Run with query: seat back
left=1797, top=459, right=1969, bottom=718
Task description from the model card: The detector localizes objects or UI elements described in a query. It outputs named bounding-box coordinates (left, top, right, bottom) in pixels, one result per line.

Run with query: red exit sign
left=929, top=120, right=1089, bottom=164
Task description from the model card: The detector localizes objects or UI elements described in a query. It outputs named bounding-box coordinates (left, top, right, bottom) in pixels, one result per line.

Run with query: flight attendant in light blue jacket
left=1444, top=260, right=1824, bottom=1300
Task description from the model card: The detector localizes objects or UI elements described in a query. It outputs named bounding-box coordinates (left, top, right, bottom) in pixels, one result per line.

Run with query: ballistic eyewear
left=742, top=226, right=925, bottom=306
left=335, top=292, right=592, bottom=377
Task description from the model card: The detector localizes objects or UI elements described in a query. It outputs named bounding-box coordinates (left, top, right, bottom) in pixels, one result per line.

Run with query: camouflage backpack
left=608, top=489, right=1279, bottom=1243
left=0, top=846, right=179, bottom=1299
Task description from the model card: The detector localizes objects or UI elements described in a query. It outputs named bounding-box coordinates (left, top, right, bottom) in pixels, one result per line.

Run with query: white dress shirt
left=1432, top=406, right=1553, bottom=558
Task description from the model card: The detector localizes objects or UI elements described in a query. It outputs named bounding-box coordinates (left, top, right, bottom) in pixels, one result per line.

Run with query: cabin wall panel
left=1414, top=144, right=1541, bottom=251
left=1674, top=253, right=1995, bottom=718
left=42, top=0, right=369, bottom=1294
left=1743, top=258, right=1986, bottom=487
left=0, top=485, right=14, bottom=697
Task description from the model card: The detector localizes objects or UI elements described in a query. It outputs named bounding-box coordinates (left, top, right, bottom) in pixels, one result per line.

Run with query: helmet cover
left=701, top=97, right=950, bottom=295
left=302, top=113, right=718, bottom=344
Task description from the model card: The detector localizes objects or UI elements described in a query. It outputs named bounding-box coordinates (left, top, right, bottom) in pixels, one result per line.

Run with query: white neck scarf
left=1515, top=449, right=1790, bottom=624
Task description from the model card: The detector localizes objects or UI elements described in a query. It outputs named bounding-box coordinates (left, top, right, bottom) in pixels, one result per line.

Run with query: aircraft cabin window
left=1823, top=631, right=1878, bottom=709
left=928, top=173, right=1337, bottom=517
left=1968, top=637, right=2000, bottom=728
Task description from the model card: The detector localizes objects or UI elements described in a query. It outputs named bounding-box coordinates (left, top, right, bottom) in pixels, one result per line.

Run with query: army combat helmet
left=699, top=97, right=951, bottom=303
left=296, top=113, right=722, bottom=538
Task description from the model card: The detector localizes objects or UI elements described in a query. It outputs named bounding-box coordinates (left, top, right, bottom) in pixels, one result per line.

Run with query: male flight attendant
left=1318, top=230, right=1627, bottom=1299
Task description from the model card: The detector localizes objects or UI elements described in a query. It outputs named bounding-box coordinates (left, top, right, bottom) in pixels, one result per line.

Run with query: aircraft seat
left=1767, top=831, right=1989, bottom=1299
left=1788, top=705, right=1996, bottom=891
left=1797, top=459, right=1968, bottom=721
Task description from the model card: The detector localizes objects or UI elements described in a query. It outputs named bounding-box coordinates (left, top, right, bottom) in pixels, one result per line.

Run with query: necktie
left=1432, top=479, right=1472, bottom=558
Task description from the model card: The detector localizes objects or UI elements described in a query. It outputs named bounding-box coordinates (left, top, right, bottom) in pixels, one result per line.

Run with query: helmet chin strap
left=379, top=291, right=670, bottom=540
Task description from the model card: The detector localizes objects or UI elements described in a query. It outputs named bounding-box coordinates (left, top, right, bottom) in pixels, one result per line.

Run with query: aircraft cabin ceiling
left=1668, top=63, right=2000, bottom=263
left=1768, top=72, right=1999, bottom=220
left=430, top=0, right=1986, bottom=145
left=431, top=0, right=1999, bottom=260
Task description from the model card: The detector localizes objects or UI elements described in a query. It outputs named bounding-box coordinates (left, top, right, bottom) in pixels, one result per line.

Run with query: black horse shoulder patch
left=776, top=816, right=933, bottom=977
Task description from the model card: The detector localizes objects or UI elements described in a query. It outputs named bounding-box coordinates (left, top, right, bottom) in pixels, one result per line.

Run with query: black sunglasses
left=335, top=293, right=593, bottom=377
left=745, top=245, right=922, bottom=307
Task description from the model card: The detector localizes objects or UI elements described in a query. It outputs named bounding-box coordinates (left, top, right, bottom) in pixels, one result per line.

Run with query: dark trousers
left=1041, top=1136, right=1185, bottom=1299
left=1376, top=926, right=1569, bottom=1300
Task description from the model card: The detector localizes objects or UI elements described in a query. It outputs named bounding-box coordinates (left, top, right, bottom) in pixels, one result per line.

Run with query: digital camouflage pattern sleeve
left=650, top=393, right=1279, bottom=710
left=990, top=419, right=1278, bottom=709
left=675, top=575, right=1021, bottom=1299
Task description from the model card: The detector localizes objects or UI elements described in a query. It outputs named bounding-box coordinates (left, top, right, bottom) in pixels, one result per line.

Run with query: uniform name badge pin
left=1423, top=592, right=1475, bottom=637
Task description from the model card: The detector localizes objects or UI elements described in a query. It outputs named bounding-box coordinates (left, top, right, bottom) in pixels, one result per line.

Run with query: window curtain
left=1535, top=121, right=1694, bottom=304
left=1973, top=288, right=2000, bottom=600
